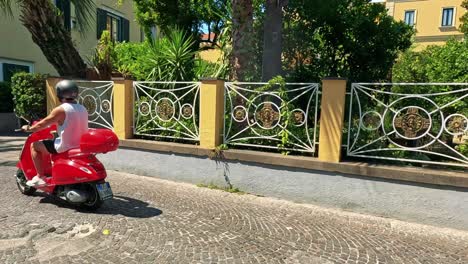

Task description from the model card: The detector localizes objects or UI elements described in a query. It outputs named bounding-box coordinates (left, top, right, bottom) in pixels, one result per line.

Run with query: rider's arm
left=24, top=107, right=65, bottom=133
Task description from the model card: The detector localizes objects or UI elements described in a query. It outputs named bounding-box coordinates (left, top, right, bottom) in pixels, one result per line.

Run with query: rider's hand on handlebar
left=21, top=125, right=31, bottom=132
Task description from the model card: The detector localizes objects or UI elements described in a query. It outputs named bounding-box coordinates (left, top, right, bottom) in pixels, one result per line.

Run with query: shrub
left=146, top=28, right=196, bottom=81
left=0, top=82, right=14, bottom=113
left=11, top=72, right=47, bottom=120
left=88, top=30, right=117, bottom=80
left=114, top=41, right=154, bottom=80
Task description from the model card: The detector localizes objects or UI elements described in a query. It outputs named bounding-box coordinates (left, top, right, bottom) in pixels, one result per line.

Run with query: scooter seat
left=52, top=148, right=85, bottom=159
left=66, top=148, right=84, bottom=157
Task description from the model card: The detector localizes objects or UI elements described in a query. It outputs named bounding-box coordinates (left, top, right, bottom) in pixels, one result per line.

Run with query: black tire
left=81, top=183, right=103, bottom=210
left=15, top=169, right=36, bottom=195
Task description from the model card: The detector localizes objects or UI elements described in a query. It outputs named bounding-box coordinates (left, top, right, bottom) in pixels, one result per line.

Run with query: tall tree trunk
left=230, top=0, right=254, bottom=81
left=262, top=0, right=287, bottom=82
left=19, top=0, right=87, bottom=78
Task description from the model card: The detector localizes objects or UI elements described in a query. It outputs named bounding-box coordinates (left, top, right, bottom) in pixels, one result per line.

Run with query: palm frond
left=70, top=0, right=95, bottom=35
left=0, top=0, right=15, bottom=17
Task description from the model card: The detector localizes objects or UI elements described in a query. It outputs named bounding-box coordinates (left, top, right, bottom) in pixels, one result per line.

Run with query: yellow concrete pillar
left=112, top=79, right=133, bottom=139
left=199, top=79, right=225, bottom=149
left=46, top=77, right=62, bottom=113
left=318, top=78, right=347, bottom=163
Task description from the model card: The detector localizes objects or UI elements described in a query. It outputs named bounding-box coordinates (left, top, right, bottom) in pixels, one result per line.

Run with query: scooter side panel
left=51, top=157, right=107, bottom=185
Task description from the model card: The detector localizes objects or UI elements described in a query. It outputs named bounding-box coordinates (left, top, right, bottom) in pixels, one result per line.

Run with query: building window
left=107, top=14, right=121, bottom=41
left=441, top=8, right=454, bottom=27
left=0, top=59, right=33, bottom=82
left=404, top=10, right=415, bottom=26
left=96, top=8, right=129, bottom=42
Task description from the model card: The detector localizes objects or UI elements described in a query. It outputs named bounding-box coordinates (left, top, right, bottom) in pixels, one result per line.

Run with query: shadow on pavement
left=0, top=161, right=17, bottom=166
left=39, top=194, right=163, bottom=218
left=0, top=146, right=22, bottom=152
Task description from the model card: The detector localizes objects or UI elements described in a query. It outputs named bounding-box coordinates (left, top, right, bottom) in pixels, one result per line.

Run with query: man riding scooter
left=21, top=80, right=88, bottom=187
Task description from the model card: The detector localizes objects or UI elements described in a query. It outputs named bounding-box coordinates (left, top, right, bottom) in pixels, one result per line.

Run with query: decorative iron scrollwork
left=446, top=114, right=468, bottom=135
left=233, top=106, right=247, bottom=122
left=181, top=104, right=193, bottom=119
left=394, top=107, right=431, bottom=139
left=255, top=102, right=280, bottom=129
left=82, top=96, right=97, bottom=115
left=156, top=98, right=174, bottom=121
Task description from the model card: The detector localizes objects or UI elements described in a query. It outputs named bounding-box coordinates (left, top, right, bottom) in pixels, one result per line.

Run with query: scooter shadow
left=38, top=194, right=163, bottom=218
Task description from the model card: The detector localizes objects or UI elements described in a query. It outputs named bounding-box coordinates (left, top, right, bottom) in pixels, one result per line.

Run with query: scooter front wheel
left=15, top=169, right=36, bottom=195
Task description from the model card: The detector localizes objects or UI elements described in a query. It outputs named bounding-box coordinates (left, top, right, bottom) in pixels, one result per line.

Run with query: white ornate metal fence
left=133, top=81, right=200, bottom=141
left=76, top=81, right=114, bottom=130
left=347, top=83, right=468, bottom=167
left=224, top=82, right=320, bottom=153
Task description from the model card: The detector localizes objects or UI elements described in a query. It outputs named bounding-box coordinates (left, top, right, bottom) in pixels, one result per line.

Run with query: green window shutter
left=121, top=18, right=130, bottom=42
left=97, top=8, right=107, bottom=39
left=55, top=0, right=71, bottom=31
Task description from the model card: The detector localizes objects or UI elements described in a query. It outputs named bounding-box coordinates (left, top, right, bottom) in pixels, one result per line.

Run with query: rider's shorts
left=41, top=140, right=58, bottom=154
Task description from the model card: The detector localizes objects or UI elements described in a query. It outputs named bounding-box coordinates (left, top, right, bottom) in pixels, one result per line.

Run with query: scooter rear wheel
left=15, top=169, right=36, bottom=195
left=81, top=183, right=103, bottom=210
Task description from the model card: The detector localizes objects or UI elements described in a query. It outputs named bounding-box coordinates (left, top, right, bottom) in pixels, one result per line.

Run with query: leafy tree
left=393, top=39, right=468, bottom=83
left=0, top=0, right=95, bottom=78
left=284, top=0, right=413, bottom=82
left=130, top=0, right=228, bottom=47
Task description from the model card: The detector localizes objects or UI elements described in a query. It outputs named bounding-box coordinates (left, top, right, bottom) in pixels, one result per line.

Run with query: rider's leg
left=31, top=141, right=47, bottom=176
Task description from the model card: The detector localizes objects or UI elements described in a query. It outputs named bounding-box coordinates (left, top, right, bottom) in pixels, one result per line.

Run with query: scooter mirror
left=13, top=109, right=31, bottom=124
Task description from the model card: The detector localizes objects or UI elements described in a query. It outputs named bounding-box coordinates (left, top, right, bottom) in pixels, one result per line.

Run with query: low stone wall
left=99, top=140, right=468, bottom=231
left=0, top=113, right=18, bottom=133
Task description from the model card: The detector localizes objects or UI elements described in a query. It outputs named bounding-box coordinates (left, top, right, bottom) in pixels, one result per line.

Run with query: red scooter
left=15, top=119, right=119, bottom=210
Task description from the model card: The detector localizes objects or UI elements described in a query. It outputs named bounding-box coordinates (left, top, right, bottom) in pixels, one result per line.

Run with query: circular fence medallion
left=139, top=102, right=150, bottom=116
left=155, top=98, right=175, bottom=122
left=82, top=95, right=97, bottom=116
left=445, top=114, right=468, bottom=136
left=393, top=106, right=432, bottom=140
left=291, top=109, right=306, bottom=127
left=233, top=106, right=247, bottom=123
left=254, top=102, right=280, bottom=130
left=101, top=100, right=111, bottom=113
left=181, top=104, right=193, bottom=119
left=360, top=111, right=382, bottom=131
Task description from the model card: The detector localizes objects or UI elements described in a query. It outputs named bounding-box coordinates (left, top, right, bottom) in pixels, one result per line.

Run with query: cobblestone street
left=1, top=136, right=468, bottom=264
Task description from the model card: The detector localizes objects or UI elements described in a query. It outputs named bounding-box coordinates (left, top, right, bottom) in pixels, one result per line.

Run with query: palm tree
left=0, top=0, right=95, bottom=78
left=262, top=0, right=288, bottom=81
left=230, top=0, right=254, bottom=81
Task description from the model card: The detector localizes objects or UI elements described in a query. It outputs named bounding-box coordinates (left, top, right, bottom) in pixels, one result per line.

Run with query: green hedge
left=0, top=82, right=13, bottom=113
left=11, top=72, right=47, bottom=120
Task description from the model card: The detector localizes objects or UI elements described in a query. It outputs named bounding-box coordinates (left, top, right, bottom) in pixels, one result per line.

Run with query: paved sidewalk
left=1, top=135, right=468, bottom=263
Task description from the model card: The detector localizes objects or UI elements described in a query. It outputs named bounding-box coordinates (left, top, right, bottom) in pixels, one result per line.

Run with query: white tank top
left=54, top=103, right=89, bottom=153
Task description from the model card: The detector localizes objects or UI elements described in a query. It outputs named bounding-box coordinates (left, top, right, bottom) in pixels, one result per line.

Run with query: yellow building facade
left=386, top=0, right=466, bottom=48
left=0, top=0, right=142, bottom=81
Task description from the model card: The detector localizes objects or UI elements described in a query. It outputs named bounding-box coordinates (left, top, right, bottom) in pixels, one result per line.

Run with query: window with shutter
left=121, top=18, right=130, bottom=42
left=97, top=8, right=108, bottom=39
left=96, top=8, right=130, bottom=42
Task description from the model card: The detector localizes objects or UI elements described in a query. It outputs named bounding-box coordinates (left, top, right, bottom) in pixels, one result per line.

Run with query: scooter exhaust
left=64, top=189, right=89, bottom=203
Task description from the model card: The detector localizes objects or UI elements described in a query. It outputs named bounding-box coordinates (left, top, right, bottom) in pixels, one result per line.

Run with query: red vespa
left=15, top=121, right=119, bottom=210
